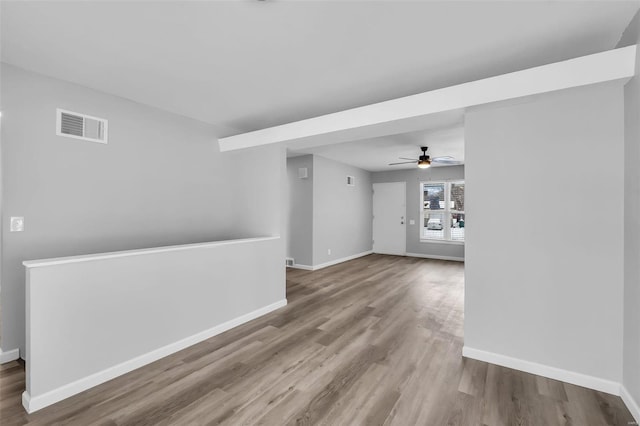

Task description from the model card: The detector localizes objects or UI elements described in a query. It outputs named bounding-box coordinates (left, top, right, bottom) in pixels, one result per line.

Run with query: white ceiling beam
left=218, top=45, right=636, bottom=152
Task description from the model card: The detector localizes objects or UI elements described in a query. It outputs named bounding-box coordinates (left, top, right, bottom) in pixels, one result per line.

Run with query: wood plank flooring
left=0, top=254, right=635, bottom=425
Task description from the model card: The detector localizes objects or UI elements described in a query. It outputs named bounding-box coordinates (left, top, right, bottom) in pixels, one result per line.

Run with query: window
left=421, top=181, right=465, bottom=242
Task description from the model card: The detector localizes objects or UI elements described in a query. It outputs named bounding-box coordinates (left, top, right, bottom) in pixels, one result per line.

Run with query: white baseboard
left=311, top=250, right=373, bottom=271
left=462, top=346, right=620, bottom=395
left=289, top=263, right=313, bottom=271
left=406, top=252, right=464, bottom=262
left=22, top=299, right=288, bottom=413
left=621, top=385, right=640, bottom=423
left=291, top=251, right=460, bottom=270
left=287, top=251, right=373, bottom=271
left=0, top=348, right=20, bottom=364
left=372, top=251, right=406, bottom=256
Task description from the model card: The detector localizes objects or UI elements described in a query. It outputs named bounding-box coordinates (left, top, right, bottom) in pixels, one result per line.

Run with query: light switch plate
left=10, top=217, right=24, bottom=232
left=409, top=219, right=415, bottom=225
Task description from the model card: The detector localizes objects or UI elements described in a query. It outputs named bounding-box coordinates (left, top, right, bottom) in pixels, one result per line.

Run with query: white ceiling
left=289, top=125, right=465, bottom=172
left=2, top=1, right=638, bottom=138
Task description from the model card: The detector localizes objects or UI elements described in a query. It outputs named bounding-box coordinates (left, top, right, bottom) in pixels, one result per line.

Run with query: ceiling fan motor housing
left=420, top=147, right=430, bottom=161
left=419, top=147, right=431, bottom=163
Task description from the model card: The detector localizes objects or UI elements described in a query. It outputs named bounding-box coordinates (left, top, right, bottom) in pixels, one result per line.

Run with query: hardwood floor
left=0, top=254, right=634, bottom=425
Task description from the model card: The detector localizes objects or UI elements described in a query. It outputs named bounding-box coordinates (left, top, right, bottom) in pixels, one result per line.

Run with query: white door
left=373, top=182, right=406, bottom=255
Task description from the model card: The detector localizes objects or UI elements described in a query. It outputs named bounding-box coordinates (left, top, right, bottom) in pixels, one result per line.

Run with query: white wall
left=312, top=155, right=372, bottom=266
left=24, top=237, right=285, bottom=412
left=371, top=166, right=464, bottom=260
left=619, top=10, right=640, bottom=417
left=0, top=64, right=286, bottom=355
left=464, top=83, right=625, bottom=387
left=286, top=155, right=313, bottom=266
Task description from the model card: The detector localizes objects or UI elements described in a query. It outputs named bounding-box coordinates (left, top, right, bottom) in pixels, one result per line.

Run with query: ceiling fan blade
left=388, top=161, right=417, bottom=165
left=432, top=156, right=463, bottom=165
left=398, top=157, right=419, bottom=161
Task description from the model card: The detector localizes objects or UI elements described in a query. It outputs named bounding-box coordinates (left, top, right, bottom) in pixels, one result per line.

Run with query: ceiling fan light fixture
left=418, top=159, right=431, bottom=169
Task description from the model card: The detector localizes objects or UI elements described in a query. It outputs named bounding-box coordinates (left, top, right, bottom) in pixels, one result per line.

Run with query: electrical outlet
left=327, top=249, right=331, bottom=255
left=10, top=217, right=24, bottom=232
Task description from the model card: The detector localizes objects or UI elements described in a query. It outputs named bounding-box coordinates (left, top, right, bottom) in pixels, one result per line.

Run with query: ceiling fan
left=388, top=146, right=462, bottom=169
